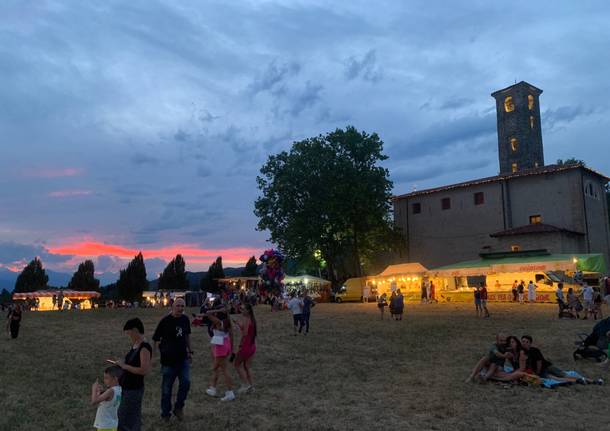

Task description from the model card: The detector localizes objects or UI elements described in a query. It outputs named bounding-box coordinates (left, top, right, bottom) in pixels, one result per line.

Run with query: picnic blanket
left=482, top=366, right=583, bottom=388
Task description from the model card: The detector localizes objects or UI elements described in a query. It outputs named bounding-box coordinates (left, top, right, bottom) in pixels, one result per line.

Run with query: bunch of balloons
left=259, top=249, right=285, bottom=293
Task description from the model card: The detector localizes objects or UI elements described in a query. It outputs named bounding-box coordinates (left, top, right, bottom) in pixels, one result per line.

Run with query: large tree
left=67, top=260, right=100, bottom=291
left=14, top=257, right=49, bottom=292
left=200, top=256, right=225, bottom=292
left=255, top=126, right=399, bottom=283
left=158, top=254, right=189, bottom=291
left=241, top=256, right=258, bottom=276
left=1, top=288, right=11, bottom=304
left=116, top=252, right=148, bottom=301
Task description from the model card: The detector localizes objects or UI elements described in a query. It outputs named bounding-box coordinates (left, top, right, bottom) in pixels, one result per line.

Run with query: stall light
left=572, top=257, right=578, bottom=264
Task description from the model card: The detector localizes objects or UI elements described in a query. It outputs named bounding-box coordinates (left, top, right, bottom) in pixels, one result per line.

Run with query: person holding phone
left=112, top=318, right=152, bottom=431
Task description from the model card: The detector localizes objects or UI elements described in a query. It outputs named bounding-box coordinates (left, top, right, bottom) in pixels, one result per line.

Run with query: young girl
left=234, top=303, right=257, bottom=394
left=92, top=366, right=123, bottom=431
left=205, top=309, right=236, bottom=401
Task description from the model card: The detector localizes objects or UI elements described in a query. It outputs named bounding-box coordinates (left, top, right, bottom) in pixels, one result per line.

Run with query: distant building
left=393, top=81, right=610, bottom=269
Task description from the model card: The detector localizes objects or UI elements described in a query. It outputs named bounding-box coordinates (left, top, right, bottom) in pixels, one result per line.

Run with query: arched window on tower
left=510, top=138, right=518, bottom=152
left=528, top=95, right=534, bottom=110
left=530, top=116, right=534, bottom=129
left=504, top=96, right=515, bottom=112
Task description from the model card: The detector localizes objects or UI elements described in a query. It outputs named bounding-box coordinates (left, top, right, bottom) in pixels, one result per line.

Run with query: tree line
left=9, top=253, right=261, bottom=302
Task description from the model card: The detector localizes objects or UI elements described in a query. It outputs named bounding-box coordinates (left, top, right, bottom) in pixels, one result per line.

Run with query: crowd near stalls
left=335, top=252, right=608, bottom=304
left=430, top=252, right=606, bottom=303
left=12, top=290, right=100, bottom=311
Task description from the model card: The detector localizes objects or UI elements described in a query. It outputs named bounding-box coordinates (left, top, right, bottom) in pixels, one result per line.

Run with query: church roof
left=491, top=80, right=542, bottom=97
left=489, top=223, right=585, bottom=238
left=394, top=163, right=610, bottom=200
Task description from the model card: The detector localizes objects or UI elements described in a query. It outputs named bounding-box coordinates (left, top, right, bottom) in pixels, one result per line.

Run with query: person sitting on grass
left=465, top=333, right=510, bottom=382
left=520, top=335, right=603, bottom=385
left=92, top=365, right=123, bottom=431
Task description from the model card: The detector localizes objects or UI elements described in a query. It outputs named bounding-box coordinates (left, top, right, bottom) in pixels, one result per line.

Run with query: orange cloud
left=48, top=241, right=261, bottom=266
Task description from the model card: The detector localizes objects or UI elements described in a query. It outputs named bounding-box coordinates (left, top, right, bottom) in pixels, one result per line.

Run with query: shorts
left=212, top=336, right=232, bottom=358
left=489, top=354, right=505, bottom=367
left=480, top=299, right=487, bottom=307
left=584, top=300, right=593, bottom=310
left=293, top=314, right=302, bottom=326
left=540, top=365, right=566, bottom=379
left=474, top=299, right=481, bottom=306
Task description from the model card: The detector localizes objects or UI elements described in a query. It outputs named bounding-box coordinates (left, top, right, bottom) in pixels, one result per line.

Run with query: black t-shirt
left=525, top=347, right=551, bottom=374
left=120, top=342, right=152, bottom=390
left=152, top=314, right=191, bottom=366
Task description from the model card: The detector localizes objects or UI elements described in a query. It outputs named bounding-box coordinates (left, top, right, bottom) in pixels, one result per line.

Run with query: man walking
left=299, top=292, right=315, bottom=334
left=152, top=298, right=192, bottom=422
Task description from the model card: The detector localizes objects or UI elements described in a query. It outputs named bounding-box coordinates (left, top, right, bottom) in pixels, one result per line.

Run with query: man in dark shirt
left=299, top=292, right=315, bottom=335
left=520, top=335, right=602, bottom=384
left=153, top=298, right=192, bottom=421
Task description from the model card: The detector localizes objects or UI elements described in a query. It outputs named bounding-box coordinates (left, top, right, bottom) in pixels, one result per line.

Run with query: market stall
left=12, top=289, right=100, bottom=311
left=368, top=263, right=430, bottom=301
left=429, top=253, right=606, bottom=303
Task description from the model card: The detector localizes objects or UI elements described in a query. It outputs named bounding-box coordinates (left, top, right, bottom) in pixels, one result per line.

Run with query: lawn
left=1, top=302, right=608, bottom=431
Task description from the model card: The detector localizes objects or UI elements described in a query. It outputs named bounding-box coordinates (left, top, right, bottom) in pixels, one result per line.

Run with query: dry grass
left=1, top=302, right=609, bottom=431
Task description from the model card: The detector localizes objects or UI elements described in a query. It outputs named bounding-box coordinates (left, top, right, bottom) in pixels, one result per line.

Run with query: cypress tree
left=117, top=252, right=148, bottom=301
left=67, top=260, right=100, bottom=291
left=14, top=257, right=49, bottom=292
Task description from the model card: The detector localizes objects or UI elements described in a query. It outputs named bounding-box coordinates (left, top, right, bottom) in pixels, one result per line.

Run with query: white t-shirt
left=94, top=385, right=122, bottom=429
left=287, top=298, right=303, bottom=315
left=556, top=288, right=564, bottom=301
left=583, top=286, right=594, bottom=301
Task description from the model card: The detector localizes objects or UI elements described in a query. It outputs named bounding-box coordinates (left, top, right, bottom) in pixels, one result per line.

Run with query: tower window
left=474, top=192, right=485, bottom=205
left=441, top=198, right=451, bottom=210
left=512, top=163, right=518, bottom=173
left=510, top=138, right=518, bottom=152
left=511, top=245, right=521, bottom=252
left=530, top=116, right=534, bottom=129
left=529, top=214, right=542, bottom=224
left=504, top=96, right=515, bottom=112
left=412, top=203, right=421, bottom=214
left=528, top=95, right=534, bottom=110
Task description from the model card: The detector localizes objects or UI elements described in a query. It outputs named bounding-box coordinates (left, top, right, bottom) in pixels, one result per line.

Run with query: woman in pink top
left=234, top=303, right=257, bottom=394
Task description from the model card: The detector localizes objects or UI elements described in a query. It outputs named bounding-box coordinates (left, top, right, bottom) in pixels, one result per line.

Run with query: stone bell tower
left=491, top=81, right=544, bottom=174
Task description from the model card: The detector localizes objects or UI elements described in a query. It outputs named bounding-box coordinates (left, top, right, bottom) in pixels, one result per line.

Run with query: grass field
left=1, top=302, right=609, bottom=431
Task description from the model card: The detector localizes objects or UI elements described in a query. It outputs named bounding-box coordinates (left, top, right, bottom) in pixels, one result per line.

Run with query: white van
left=486, top=271, right=580, bottom=292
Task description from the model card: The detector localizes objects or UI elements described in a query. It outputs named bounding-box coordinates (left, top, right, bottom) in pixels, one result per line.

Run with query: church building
left=393, top=81, right=610, bottom=269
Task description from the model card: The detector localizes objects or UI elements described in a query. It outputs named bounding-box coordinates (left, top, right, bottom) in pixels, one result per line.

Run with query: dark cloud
left=543, top=105, right=597, bottom=131
left=345, top=49, right=382, bottom=82
left=130, top=152, right=160, bottom=165
left=247, top=60, right=301, bottom=96
left=0, top=241, right=73, bottom=267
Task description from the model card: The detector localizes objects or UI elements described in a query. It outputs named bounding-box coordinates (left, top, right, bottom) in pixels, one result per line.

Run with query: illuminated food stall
left=430, top=252, right=605, bottom=303
left=12, top=290, right=100, bottom=310
left=368, top=263, right=429, bottom=301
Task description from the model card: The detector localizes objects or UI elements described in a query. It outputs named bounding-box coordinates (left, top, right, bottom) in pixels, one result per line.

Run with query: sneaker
left=577, top=377, right=587, bottom=385
left=173, top=408, right=184, bottom=421
left=206, top=387, right=217, bottom=397
left=595, top=378, right=604, bottom=385
left=237, top=385, right=251, bottom=394
left=220, top=390, right=235, bottom=401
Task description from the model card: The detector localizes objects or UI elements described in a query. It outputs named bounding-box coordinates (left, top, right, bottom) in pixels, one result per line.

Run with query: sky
left=1, top=0, right=610, bottom=276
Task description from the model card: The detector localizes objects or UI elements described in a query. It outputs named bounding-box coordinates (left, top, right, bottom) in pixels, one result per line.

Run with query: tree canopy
left=158, top=254, right=189, bottom=291
left=255, top=126, right=401, bottom=283
left=116, top=252, right=148, bottom=301
left=241, top=256, right=258, bottom=276
left=200, top=256, right=225, bottom=292
left=67, top=260, right=100, bottom=291
left=14, top=257, right=48, bottom=292
left=556, top=158, right=586, bottom=166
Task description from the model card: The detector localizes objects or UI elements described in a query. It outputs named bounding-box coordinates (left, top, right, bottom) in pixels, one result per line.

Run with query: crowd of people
left=556, top=282, right=606, bottom=320
left=465, top=333, right=604, bottom=386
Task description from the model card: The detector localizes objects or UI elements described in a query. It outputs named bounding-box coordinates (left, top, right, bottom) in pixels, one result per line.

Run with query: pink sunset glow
left=23, top=167, right=84, bottom=178
left=47, top=190, right=93, bottom=198
left=48, top=241, right=262, bottom=266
